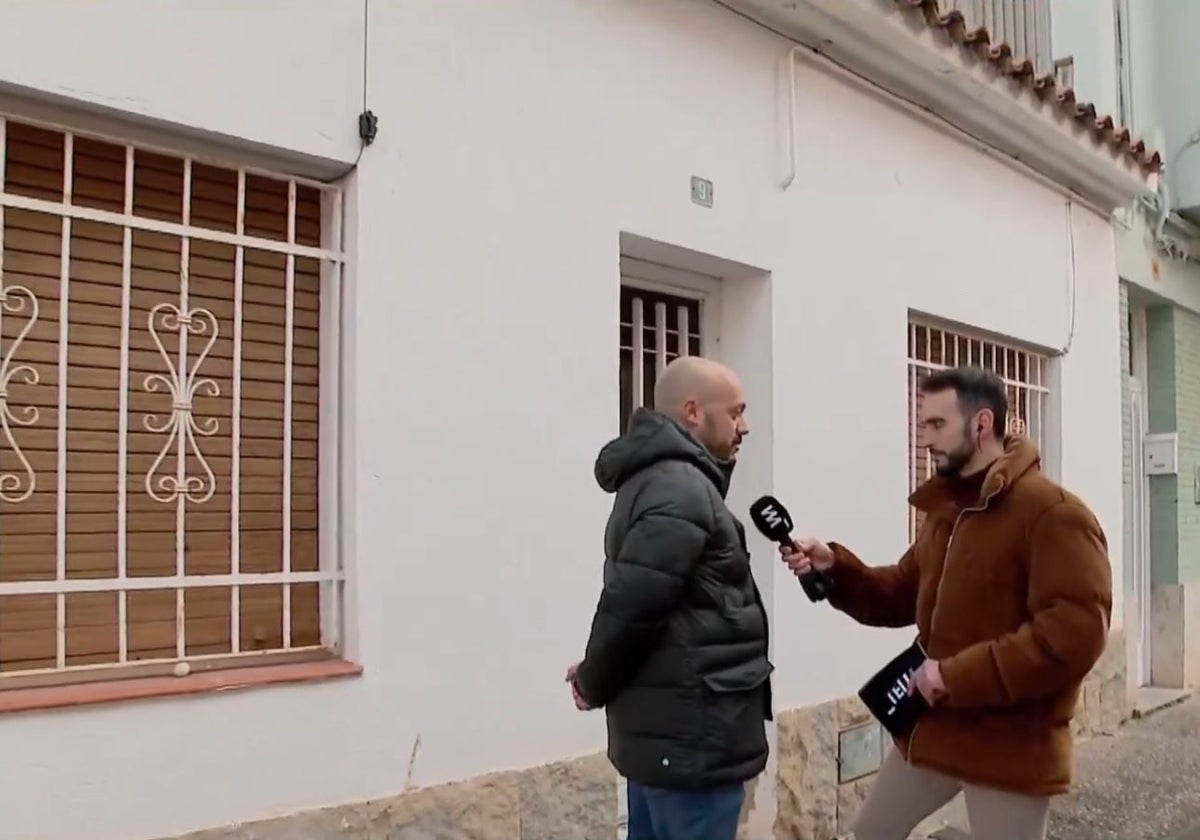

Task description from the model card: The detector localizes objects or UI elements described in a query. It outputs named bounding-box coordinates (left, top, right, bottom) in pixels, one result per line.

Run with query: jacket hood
left=595, top=408, right=732, bottom=496
left=909, top=434, right=1042, bottom=512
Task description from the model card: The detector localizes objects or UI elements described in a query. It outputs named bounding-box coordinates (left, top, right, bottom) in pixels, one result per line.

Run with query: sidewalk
left=1046, top=694, right=1200, bottom=840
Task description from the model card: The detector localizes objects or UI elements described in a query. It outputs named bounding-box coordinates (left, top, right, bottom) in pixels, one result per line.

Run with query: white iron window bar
left=117, top=145, right=134, bottom=662
left=907, top=320, right=1051, bottom=540
left=619, top=285, right=703, bottom=432
left=56, top=131, right=73, bottom=668
left=0, top=114, right=345, bottom=683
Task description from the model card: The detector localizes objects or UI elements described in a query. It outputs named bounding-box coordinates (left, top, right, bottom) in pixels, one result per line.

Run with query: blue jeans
left=626, top=779, right=745, bottom=840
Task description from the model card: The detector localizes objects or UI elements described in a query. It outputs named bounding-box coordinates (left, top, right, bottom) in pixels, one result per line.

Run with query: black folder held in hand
left=858, top=638, right=930, bottom=739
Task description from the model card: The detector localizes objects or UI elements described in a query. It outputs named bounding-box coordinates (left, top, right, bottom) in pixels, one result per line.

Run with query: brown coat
left=827, top=436, right=1112, bottom=796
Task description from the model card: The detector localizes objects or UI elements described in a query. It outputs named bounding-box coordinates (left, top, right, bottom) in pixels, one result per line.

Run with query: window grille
left=618, top=285, right=702, bottom=432
left=0, top=116, right=344, bottom=683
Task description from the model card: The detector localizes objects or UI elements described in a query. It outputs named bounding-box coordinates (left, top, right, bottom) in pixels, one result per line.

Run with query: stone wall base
left=171, top=753, right=619, bottom=840
left=162, top=632, right=1128, bottom=840
left=1151, top=583, right=1200, bottom=689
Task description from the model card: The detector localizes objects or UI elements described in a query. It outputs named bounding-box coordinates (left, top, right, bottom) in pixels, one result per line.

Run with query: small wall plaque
left=838, top=722, right=883, bottom=783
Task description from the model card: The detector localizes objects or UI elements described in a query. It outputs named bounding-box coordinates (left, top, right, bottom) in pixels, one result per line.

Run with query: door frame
left=1129, top=301, right=1153, bottom=687
left=1130, top=377, right=1153, bottom=687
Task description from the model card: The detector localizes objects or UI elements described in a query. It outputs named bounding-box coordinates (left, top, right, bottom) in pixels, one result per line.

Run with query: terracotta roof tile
left=896, top=0, right=1162, bottom=174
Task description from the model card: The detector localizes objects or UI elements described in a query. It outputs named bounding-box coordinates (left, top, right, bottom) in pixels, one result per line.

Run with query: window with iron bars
left=0, top=115, right=345, bottom=687
left=907, top=320, right=1051, bottom=540
left=619, top=285, right=703, bottom=432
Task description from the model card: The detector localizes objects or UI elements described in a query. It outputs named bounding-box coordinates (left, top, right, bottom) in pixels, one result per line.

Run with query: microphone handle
left=780, top=534, right=832, bottom=603
left=798, top=568, right=831, bottom=602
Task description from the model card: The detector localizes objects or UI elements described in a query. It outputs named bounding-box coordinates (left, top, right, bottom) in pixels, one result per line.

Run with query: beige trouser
left=853, top=748, right=1050, bottom=840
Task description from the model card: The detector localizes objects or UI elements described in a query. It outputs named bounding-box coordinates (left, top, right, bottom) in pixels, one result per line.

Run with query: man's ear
left=976, top=408, right=995, bottom=437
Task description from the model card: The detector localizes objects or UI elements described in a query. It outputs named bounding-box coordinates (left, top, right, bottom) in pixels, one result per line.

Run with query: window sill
left=0, top=659, right=363, bottom=715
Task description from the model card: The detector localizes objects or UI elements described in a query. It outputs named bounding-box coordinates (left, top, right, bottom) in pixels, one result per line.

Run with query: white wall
left=1125, top=0, right=1162, bottom=140
left=1059, top=0, right=1200, bottom=213
left=0, top=2, right=1125, bottom=839
left=1147, top=2, right=1200, bottom=211
left=1053, top=0, right=1200, bottom=331
left=1049, top=0, right=1119, bottom=121
left=0, top=0, right=363, bottom=167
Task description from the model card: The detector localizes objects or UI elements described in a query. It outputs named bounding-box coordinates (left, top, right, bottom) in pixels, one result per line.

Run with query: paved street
left=1048, top=696, right=1200, bottom=840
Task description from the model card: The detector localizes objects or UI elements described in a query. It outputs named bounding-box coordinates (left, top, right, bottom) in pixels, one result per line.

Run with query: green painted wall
left=1143, top=305, right=1200, bottom=585
left=1147, top=307, right=1177, bottom=433
left=1147, top=306, right=1179, bottom=585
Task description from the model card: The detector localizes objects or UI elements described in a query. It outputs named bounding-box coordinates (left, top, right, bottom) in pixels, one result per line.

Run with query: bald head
left=653, top=357, right=734, bottom=420
left=653, top=357, right=749, bottom=461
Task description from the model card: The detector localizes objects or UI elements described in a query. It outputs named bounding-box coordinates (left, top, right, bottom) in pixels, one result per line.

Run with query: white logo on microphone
left=763, top=506, right=785, bottom=530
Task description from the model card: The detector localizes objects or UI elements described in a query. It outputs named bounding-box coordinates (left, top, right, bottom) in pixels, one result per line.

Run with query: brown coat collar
left=909, top=435, right=1042, bottom=513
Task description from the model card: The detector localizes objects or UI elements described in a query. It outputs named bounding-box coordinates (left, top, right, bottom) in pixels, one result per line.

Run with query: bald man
left=568, top=357, right=773, bottom=840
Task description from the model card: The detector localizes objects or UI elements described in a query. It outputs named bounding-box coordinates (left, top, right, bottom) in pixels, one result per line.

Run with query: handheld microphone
left=749, top=495, right=832, bottom=602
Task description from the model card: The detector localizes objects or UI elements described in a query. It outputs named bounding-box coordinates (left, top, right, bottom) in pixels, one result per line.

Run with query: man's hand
left=779, top=537, right=835, bottom=581
left=908, top=658, right=947, bottom=706
left=565, top=662, right=592, bottom=711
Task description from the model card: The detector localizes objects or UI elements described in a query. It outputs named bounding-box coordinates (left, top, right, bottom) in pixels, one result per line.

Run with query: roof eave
left=725, top=0, right=1156, bottom=212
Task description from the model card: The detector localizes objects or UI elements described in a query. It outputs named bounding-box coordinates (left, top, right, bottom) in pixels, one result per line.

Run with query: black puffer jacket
left=576, top=408, right=773, bottom=789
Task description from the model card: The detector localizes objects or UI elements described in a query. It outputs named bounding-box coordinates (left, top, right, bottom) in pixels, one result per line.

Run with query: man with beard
left=567, top=356, right=772, bottom=840
left=782, top=366, right=1112, bottom=840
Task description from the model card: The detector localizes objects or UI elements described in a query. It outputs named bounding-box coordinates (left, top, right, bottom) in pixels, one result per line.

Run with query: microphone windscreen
left=749, top=495, right=793, bottom=541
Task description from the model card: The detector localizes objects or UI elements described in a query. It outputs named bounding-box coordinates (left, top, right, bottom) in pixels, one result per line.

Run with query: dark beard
left=932, top=432, right=975, bottom=477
